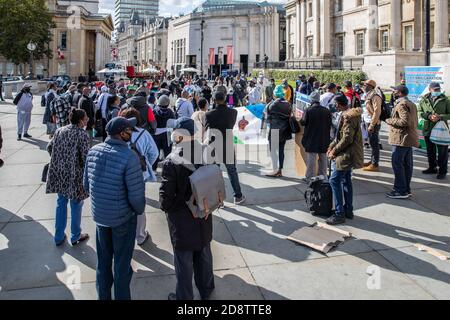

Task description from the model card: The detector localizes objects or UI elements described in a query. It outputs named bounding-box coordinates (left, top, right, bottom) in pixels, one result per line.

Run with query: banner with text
left=405, top=66, right=445, bottom=104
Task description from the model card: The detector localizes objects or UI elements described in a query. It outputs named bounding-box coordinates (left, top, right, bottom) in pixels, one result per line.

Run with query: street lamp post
left=27, top=41, right=37, bottom=80
left=200, top=14, right=205, bottom=76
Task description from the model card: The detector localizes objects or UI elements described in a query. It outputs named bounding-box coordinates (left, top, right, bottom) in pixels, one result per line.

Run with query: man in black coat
left=78, top=86, right=95, bottom=138
left=205, top=91, right=245, bottom=205
left=300, top=91, right=332, bottom=180
left=160, top=118, right=215, bottom=301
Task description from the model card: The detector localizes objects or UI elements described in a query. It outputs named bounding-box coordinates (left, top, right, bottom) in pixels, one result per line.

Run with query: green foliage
left=252, top=69, right=367, bottom=86
left=0, top=0, right=55, bottom=65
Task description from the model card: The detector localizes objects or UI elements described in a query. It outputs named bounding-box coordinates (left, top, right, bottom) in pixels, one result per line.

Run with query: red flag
left=226, top=46, right=233, bottom=65
left=57, top=47, right=65, bottom=59
left=208, top=48, right=215, bottom=65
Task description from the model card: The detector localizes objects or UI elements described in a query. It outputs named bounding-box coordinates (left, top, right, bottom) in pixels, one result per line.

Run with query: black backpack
left=304, top=177, right=333, bottom=217
left=41, top=94, right=46, bottom=107
left=374, top=88, right=392, bottom=122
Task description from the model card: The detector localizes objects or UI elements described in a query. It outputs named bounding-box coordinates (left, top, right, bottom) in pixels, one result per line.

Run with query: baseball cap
left=429, top=82, right=441, bottom=90
left=68, top=85, right=77, bottom=92
left=105, top=117, right=137, bottom=136
left=22, top=83, right=32, bottom=89
left=391, top=85, right=409, bottom=96
left=167, top=117, right=196, bottom=136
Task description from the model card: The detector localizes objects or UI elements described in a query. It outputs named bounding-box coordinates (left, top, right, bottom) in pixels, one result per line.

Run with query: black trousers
left=425, top=136, right=449, bottom=174
left=174, top=244, right=215, bottom=300
left=152, top=133, right=172, bottom=171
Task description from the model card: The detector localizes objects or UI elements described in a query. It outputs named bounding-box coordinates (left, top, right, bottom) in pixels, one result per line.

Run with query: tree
left=0, top=0, right=55, bottom=65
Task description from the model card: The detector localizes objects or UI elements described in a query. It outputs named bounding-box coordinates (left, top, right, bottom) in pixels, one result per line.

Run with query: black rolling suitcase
left=304, top=176, right=333, bottom=217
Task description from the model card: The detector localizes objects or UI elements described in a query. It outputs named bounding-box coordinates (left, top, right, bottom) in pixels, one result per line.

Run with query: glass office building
left=115, top=0, right=159, bottom=28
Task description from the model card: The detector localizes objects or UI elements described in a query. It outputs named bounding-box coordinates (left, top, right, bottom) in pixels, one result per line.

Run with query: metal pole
left=200, top=15, right=205, bottom=76
left=29, top=50, right=34, bottom=80
left=424, top=0, right=431, bottom=66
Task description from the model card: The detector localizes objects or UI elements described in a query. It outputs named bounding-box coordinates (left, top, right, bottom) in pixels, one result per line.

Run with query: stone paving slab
left=0, top=163, right=44, bottom=187
left=345, top=193, right=450, bottom=251
left=4, top=148, right=50, bottom=165
left=376, top=242, right=450, bottom=300
left=0, top=218, right=98, bottom=291
left=0, top=185, right=41, bottom=223
left=0, top=267, right=266, bottom=300
left=11, top=186, right=92, bottom=222
left=218, top=201, right=375, bottom=267
left=249, top=252, right=435, bottom=300
left=408, top=187, right=450, bottom=217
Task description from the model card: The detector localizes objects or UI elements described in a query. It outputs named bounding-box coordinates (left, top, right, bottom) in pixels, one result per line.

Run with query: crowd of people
left=5, top=70, right=449, bottom=300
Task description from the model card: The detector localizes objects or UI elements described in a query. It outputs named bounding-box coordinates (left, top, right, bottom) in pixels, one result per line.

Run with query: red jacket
left=345, top=89, right=361, bottom=107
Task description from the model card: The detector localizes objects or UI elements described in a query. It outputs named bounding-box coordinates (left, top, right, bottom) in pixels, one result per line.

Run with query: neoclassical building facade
left=0, top=0, right=113, bottom=79
left=285, top=0, right=450, bottom=88
left=167, top=0, right=286, bottom=76
left=136, top=17, right=170, bottom=71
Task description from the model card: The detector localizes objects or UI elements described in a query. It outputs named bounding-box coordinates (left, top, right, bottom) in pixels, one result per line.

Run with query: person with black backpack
left=326, top=94, right=364, bottom=225
left=121, top=108, right=159, bottom=246
left=362, top=79, right=383, bottom=172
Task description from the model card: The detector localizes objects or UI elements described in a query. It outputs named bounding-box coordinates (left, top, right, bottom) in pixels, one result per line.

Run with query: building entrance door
left=240, top=55, right=248, bottom=75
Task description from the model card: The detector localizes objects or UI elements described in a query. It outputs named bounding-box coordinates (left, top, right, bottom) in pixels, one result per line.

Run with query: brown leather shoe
left=363, top=164, right=379, bottom=172
left=364, top=161, right=372, bottom=167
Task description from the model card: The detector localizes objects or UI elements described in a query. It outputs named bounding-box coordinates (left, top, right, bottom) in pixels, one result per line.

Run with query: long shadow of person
left=0, top=207, right=74, bottom=299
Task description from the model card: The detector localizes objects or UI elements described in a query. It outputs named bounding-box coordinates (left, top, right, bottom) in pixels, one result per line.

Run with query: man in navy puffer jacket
left=84, top=116, right=145, bottom=300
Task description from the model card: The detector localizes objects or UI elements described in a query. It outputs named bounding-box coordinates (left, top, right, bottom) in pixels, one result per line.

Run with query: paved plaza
left=0, top=99, right=449, bottom=300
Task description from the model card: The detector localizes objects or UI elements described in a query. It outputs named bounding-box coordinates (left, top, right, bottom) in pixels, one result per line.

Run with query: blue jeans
left=391, top=146, right=413, bottom=194
left=224, top=163, right=243, bottom=198
left=96, top=215, right=137, bottom=300
left=55, top=194, right=83, bottom=244
left=329, top=161, right=353, bottom=216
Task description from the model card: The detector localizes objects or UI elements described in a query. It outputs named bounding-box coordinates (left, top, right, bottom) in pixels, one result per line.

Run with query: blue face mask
left=431, top=92, right=441, bottom=97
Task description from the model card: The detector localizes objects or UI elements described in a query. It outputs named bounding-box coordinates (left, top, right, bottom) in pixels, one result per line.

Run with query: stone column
left=259, top=22, right=264, bottom=59
left=233, top=21, right=240, bottom=70
left=433, top=0, right=449, bottom=48
left=95, top=31, right=101, bottom=71
left=286, top=15, right=291, bottom=60
left=390, top=0, right=402, bottom=51
left=367, top=0, right=379, bottom=53
left=313, top=0, right=321, bottom=56
left=413, top=0, right=423, bottom=50
left=273, top=12, right=280, bottom=61
left=296, top=1, right=301, bottom=58
left=301, top=0, right=306, bottom=57
left=320, top=0, right=331, bottom=57
left=248, top=21, right=254, bottom=65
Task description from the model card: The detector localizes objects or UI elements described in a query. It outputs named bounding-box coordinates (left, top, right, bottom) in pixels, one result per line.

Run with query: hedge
left=252, top=69, right=367, bottom=86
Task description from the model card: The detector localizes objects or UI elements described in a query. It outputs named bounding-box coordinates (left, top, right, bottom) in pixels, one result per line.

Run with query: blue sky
left=99, top=0, right=285, bottom=18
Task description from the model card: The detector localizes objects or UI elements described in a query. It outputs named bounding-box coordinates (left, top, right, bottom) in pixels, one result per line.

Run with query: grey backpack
left=168, top=152, right=226, bottom=218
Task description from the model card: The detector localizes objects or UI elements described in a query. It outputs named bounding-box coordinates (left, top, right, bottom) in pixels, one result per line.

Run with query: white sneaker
left=234, top=196, right=246, bottom=205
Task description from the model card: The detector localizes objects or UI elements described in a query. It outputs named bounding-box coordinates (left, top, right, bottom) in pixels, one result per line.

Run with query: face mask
left=431, top=92, right=441, bottom=97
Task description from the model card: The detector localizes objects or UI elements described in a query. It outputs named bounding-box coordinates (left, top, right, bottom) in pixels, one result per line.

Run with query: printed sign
left=404, top=66, right=445, bottom=104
